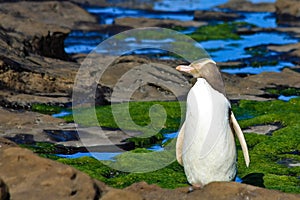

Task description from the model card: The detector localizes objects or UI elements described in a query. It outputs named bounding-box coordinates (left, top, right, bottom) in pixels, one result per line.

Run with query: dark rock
left=276, top=0, right=300, bottom=26
left=0, top=178, right=9, bottom=200
left=268, top=42, right=300, bottom=60
left=0, top=53, right=77, bottom=96
left=218, top=0, right=275, bottom=12
left=194, top=10, right=243, bottom=22
left=0, top=1, right=98, bottom=60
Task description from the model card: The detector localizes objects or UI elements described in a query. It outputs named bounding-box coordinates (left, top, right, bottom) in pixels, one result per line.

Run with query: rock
left=186, top=182, right=300, bottom=200
left=0, top=178, right=9, bottom=200
left=125, top=181, right=300, bottom=200
left=0, top=1, right=97, bottom=30
left=218, top=0, right=275, bottom=12
left=0, top=138, right=104, bottom=200
left=222, top=67, right=300, bottom=101
left=0, top=1, right=99, bottom=60
left=114, top=17, right=207, bottom=28
left=0, top=54, right=77, bottom=94
left=246, top=68, right=300, bottom=89
left=276, top=0, right=300, bottom=26
left=0, top=90, right=71, bottom=109
left=243, top=124, right=281, bottom=135
left=0, top=106, right=139, bottom=153
left=194, top=10, right=243, bottom=22
left=101, top=189, right=143, bottom=200
left=268, top=42, right=300, bottom=61
left=0, top=107, right=65, bottom=142
left=74, top=55, right=190, bottom=104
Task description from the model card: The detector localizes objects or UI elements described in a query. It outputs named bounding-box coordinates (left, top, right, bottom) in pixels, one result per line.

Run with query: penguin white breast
left=182, top=78, right=236, bottom=186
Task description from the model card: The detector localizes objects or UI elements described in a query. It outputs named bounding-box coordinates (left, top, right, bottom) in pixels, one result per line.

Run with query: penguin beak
left=176, top=65, right=194, bottom=73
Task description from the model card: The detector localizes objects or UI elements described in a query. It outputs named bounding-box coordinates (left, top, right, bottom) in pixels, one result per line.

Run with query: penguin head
left=176, top=58, right=226, bottom=96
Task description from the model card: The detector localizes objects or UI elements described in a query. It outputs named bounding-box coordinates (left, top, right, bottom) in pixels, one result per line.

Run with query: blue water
left=86, top=6, right=194, bottom=24
left=237, top=12, right=276, bottom=28
left=57, top=152, right=121, bottom=160
left=199, top=32, right=298, bottom=62
left=51, top=111, right=72, bottom=118
left=278, top=95, right=299, bottom=102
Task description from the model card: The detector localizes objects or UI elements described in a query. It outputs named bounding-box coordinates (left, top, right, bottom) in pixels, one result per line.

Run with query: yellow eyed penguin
left=176, top=58, right=250, bottom=188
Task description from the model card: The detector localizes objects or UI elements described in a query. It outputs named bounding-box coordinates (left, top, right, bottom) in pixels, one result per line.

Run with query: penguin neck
left=196, top=78, right=227, bottom=97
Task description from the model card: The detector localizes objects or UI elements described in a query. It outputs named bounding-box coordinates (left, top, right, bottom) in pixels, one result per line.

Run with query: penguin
left=175, top=58, right=250, bottom=188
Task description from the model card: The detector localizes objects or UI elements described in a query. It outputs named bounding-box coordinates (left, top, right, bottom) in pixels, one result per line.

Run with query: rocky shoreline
left=0, top=0, right=300, bottom=199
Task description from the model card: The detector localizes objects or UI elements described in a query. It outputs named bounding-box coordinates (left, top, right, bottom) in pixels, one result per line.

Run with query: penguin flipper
left=230, top=112, right=250, bottom=167
left=176, top=121, right=185, bottom=166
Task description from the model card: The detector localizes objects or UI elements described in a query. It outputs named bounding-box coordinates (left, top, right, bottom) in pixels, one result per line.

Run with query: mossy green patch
left=56, top=155, right=187, bottom=189
left=188, top=22, right=253, bottom=42
left=266, top=87, right=300, bottom=97
left=31, top=104, right=65, bottom=115
left=67, top=101, right=185, bottom=147
left=234, top=98, right=300, bottom=193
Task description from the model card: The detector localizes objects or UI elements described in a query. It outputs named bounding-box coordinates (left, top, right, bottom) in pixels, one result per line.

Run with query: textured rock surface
left=124, top=181, right=300, bottom=200
left=0, top=178, right=9, bottom=200
left=0, top=138, right=104, bottom=200
left=276, top=0, right=300, bottom=26
left=218, top=0, right=275, bottom=12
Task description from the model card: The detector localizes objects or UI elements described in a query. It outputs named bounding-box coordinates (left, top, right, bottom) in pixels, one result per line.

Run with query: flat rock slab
left=218, top=0, right=275, bottom=12
left=243, top=124, right=281, bottom=135
left=0, top=107, right=138, bottom=152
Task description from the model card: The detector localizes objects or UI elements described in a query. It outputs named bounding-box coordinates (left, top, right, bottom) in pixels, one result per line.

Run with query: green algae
left=67, top=101, right=185, bottom=147
left=188, top=22, right=252, bottom=42
left=266, top=87, right=300, bottom=97
left=31, top=104, right=65, bottom=115
left=234, top=98, right=300, bottom=193
left=56, top=155, right=187, bottom=189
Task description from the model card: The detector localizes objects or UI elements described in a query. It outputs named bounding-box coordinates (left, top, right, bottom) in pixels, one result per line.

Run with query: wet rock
left=268, top=42, right=300, bottom=60
left=0, top=138, right=103, bottom=200
left=0, top=107, right=65, bottom=140
left=194, top=10, right=243, bottom=22
left=223, top=67, right=300, bottom=101
left=218, top=0, right=275, bottom=12
left=243, top=124, right=281, bottom=135
left=0, top=178, right=9, bottom=200
left=276, top=0, right=300, bottom=26
left=114, top=17, right=207, bottom=28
